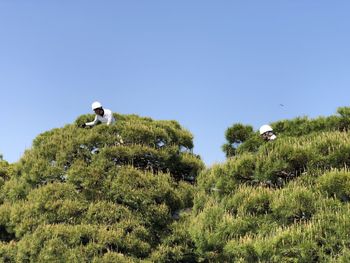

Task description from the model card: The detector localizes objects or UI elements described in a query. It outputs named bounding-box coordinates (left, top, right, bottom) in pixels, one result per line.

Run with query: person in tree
left=81, top=101, right=123, bottom=145
left=259, top=124, right=277, bottom=141
left=82, top=101, right=115, bottom=128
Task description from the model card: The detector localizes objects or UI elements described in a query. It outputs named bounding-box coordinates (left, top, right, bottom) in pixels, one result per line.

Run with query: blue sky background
left=1, top=1, right=350, bottom=165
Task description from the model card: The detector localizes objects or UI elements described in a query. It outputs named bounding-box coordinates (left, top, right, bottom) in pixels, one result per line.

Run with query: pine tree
left=0, top=113, right=203, bottom=262
left=191, top=107, right=350, bottom=262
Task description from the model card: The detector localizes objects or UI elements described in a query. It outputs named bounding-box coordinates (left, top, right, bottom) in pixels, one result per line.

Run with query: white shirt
left=85, top=108, right=115, bottom=126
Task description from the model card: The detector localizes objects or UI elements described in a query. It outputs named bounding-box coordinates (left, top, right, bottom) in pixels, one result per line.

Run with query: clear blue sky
left=1, top=1, right=350, bottom=166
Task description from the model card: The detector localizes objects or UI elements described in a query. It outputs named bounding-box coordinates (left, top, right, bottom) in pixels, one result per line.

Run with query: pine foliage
left=2, top=107, right=350, bottom=262
left=0, top=113, right=203, bottom=262
left=191, top=107, right=350, bottom=262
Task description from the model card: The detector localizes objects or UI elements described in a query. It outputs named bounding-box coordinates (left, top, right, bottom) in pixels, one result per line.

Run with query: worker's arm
left=85, top=116, right=98, bottom=127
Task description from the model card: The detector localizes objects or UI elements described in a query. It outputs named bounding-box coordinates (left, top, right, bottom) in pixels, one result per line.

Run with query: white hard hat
left=259, top=124, right=273, bottom=135
left=91, top=101, right=102, bottom=110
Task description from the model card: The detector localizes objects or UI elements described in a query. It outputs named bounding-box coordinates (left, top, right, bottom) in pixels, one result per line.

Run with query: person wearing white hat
left=82, top=101, right=115, bottom=128
left=259, top=124, right=277, bottom=141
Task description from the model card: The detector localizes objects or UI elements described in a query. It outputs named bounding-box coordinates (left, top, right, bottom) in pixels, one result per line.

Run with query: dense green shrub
left=222, top=124, right=254, bottom=157
left=223, top=107, right=350, bottom=157
left=193, top=107, right=350, bottom=261
left=0, top=161, right=9, bottom=180
left=270, top=184, right=317, bottom=225
left=189, top=203, right=227, bottom=259
left=223, top=237, right=259, bottom=263
left=0, top=113, right=203, bottom=261
left=332, top=248, right=350, bottom=263
left=212, top=131, right=350, bottom=187
left=317, top=169, right=350, bottom=201
left=92, top=252, right=138, bottom=263
left=195, top=153, right=256, bottom=201
left=15, top=224, right=150, bottom=262
left=224, top=186, right=272, bottom=216
left=192, top=200, right=350, bottom=262
left=0, top=241, right=17, bottom=263
left=4, top=106, right=350, bottom=261
left=0, top=160, right=11, bottom=204
left=149, top=217, right=197, bottom=263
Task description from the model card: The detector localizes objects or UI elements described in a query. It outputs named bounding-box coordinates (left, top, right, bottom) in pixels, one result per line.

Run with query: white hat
left=259, top=124, right=273, bottom=135
left=91, top=101, right=102, bottom=110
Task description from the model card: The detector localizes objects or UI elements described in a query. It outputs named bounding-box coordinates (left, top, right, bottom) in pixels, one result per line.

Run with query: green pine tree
left=191, top=106, right=350, bottom=262
left=0, top=113, right=203, bottom=262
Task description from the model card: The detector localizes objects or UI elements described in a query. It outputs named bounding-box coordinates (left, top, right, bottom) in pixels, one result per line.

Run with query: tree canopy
left=191, top=107, right=350, bottom=262
left=223, top=106, right=350, bottom=158
left=0, top=113, right=203, bottom=262
left=2, top=108, right=350, bottom=262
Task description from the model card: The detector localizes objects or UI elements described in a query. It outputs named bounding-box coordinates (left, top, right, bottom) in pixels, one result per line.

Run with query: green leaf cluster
left=191, top=107, right=350, bottom=262
left=223, top=106, right=350, bottom=157
left=0, top=113, right=203, bottom=262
